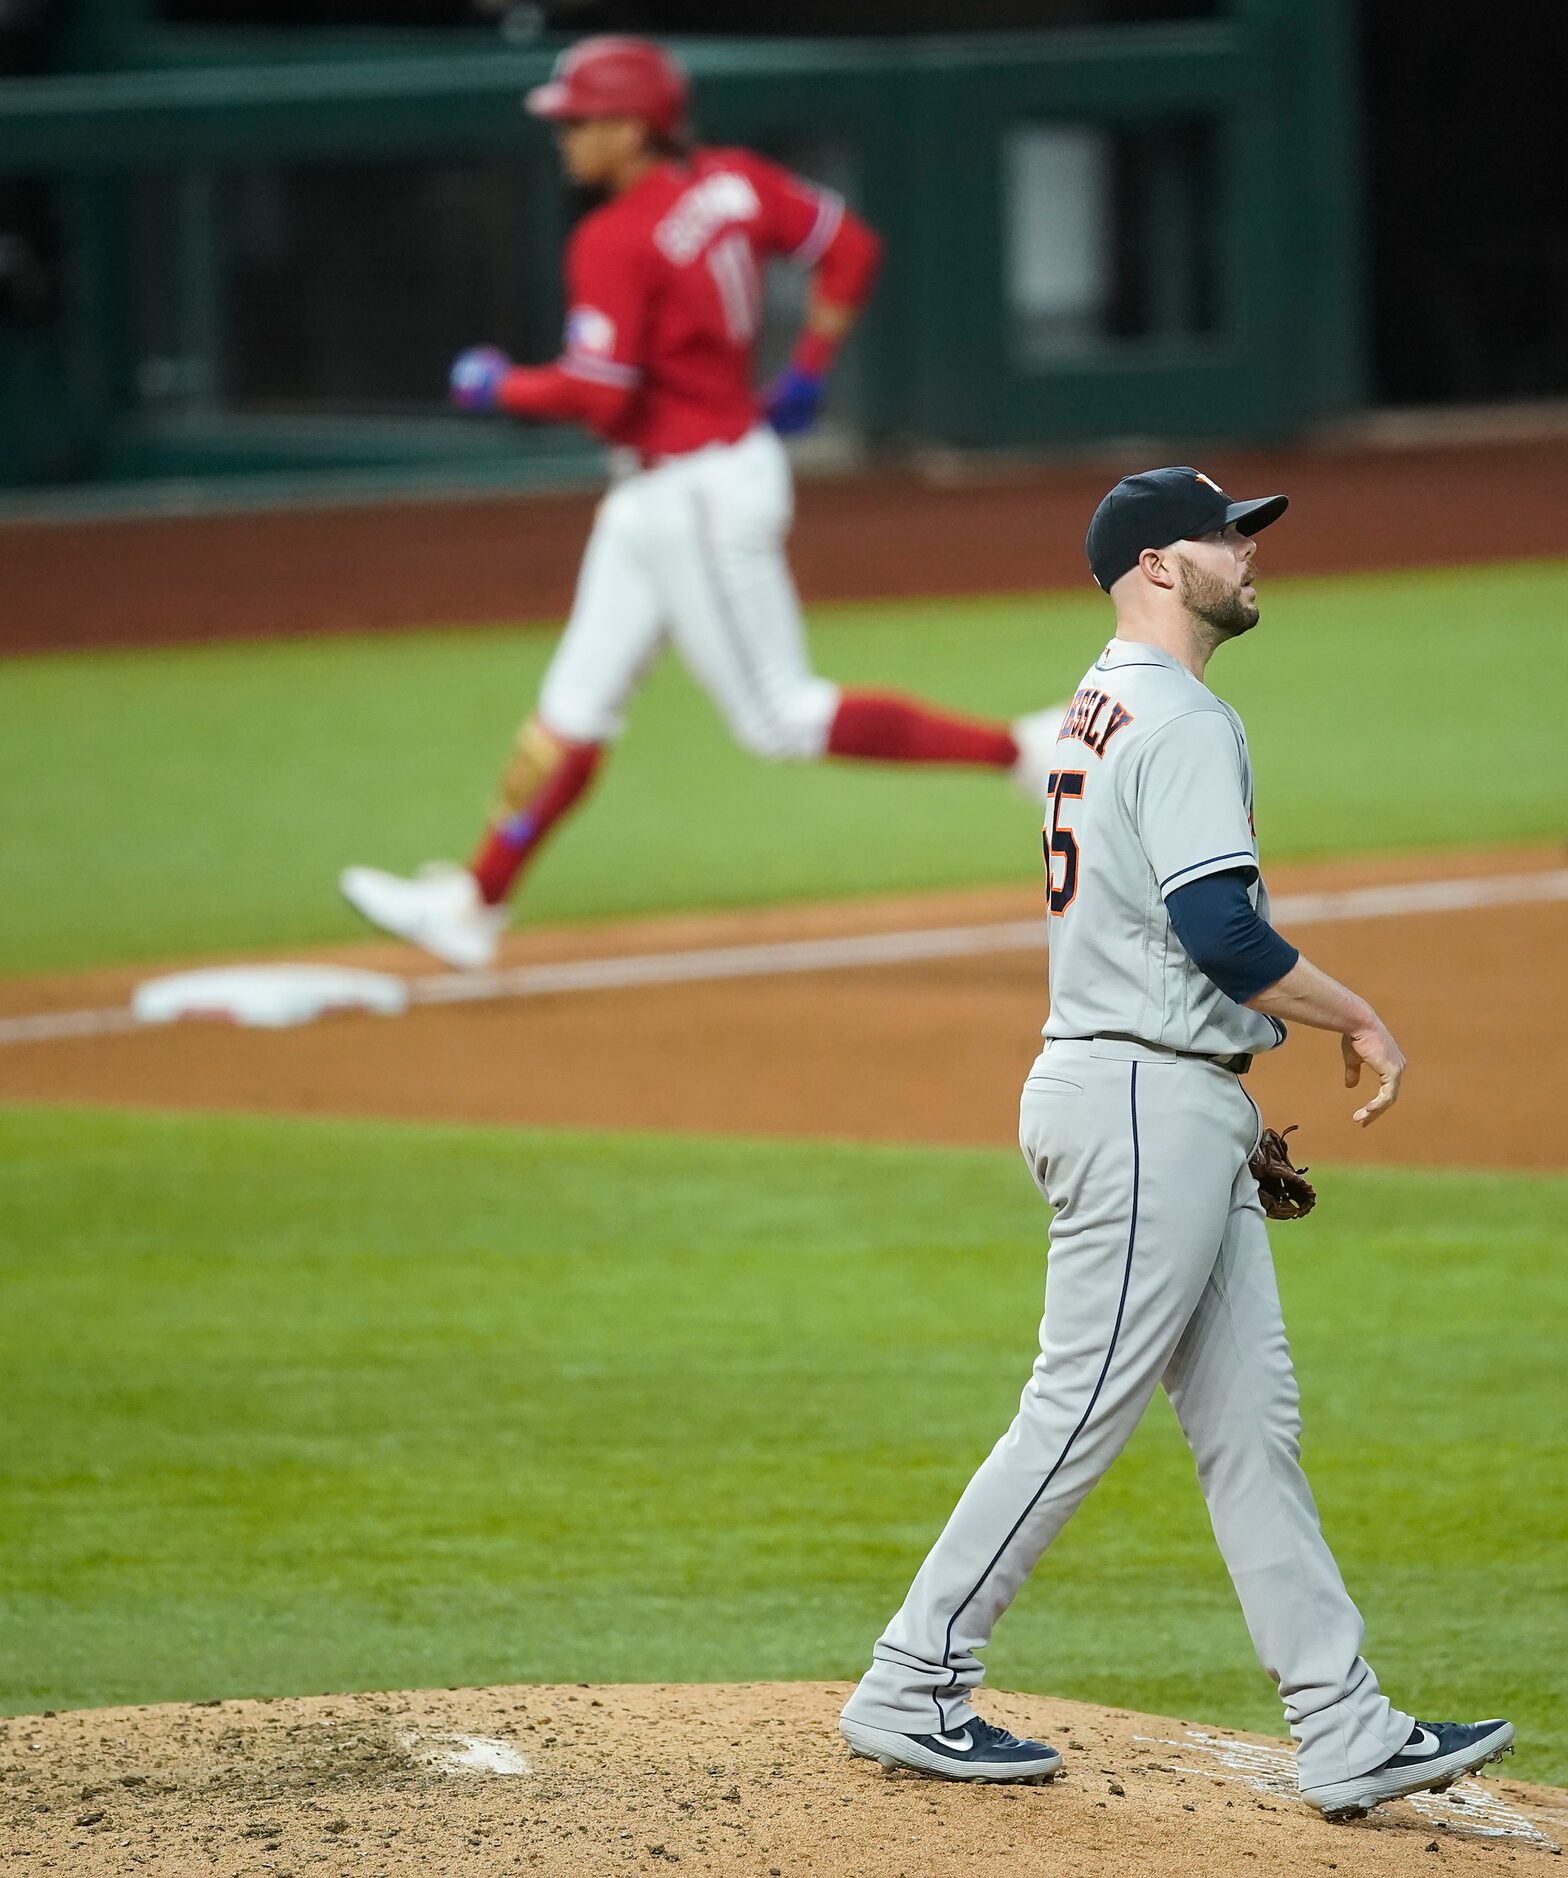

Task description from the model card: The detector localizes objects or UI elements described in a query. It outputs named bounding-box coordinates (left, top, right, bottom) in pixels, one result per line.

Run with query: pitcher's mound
left=3, top=1682, right=1561, bottom=1876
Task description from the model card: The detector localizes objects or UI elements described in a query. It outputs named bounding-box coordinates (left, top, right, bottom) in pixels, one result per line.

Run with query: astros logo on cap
left=1193, top=471, right=1224, bottom=494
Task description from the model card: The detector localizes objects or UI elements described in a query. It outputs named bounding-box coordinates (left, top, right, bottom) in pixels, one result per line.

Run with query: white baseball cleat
left=338, top=862, right=507, bottom=971
left=1009, top=703, right=1069, bottom=807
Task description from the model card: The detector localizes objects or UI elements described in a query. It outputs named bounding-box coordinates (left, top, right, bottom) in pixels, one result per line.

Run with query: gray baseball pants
left=841, top=1037, right=1412, bottom=1789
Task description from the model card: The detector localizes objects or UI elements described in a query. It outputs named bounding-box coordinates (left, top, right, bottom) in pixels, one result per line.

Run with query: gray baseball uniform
left=842, top=638, right=1413, bottom=1789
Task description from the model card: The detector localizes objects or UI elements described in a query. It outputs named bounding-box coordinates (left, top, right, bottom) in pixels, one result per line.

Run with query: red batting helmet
left=525, top=36, right=690, bottom=139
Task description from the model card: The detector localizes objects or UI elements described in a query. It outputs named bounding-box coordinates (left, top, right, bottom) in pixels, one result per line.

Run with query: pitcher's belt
left=1085, top=1033, right=1253, bottom=1076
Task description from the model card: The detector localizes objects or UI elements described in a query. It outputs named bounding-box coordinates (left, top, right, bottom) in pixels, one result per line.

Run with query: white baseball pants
left=842, top=1038, right=1413, bottom=1790
left=538, top=426, right=839, bottom=759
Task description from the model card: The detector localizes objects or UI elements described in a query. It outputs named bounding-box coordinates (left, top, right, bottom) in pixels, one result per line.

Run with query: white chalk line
left=1133, top=1729, right=1557, bottom=1849
left=0, top=1003, right=144, bottom=1045
left=1, top=867, right=1564, bottom=1051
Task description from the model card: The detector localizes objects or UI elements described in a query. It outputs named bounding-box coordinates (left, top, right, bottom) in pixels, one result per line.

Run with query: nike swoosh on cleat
left=1400, top=1727, right=1440, bottom=1759
left=934, top=1731, right=976, bottom=1753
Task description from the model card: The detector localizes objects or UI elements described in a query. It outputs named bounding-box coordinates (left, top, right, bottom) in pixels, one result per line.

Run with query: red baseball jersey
left=554, top=148, right=856, bottom=458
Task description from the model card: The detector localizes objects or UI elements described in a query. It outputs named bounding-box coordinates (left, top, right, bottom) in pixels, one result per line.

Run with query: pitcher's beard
left=1180, top=560, right=1260, bottom=639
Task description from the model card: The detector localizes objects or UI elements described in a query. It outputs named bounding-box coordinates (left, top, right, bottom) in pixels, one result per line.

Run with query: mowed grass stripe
left=2, top=1106, right=1562, bottom=1779
left=2, top=559, right=1565, bottom=975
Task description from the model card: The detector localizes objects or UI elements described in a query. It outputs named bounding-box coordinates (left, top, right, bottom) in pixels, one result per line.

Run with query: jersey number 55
left=1043, top=769, right=1085, bottom=916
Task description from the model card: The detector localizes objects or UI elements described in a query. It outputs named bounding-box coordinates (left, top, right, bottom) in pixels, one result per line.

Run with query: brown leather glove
left=1250, top=1124, right=1316, bottom=1222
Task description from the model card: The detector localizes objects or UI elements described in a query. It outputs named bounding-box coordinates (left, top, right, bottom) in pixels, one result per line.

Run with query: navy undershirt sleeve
left=1166, top=867, right=1299, bottom=1004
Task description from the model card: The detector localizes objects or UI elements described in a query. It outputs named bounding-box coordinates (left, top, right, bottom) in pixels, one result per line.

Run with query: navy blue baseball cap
left=1085, top=467, right=1288, bottom=593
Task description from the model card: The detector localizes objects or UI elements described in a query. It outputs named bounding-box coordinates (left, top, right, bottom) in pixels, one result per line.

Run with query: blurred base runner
left=340, top=36, right=1061, bottom=970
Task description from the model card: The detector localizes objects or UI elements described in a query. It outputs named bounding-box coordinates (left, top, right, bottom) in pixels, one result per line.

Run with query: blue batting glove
left=765, top=366, right=826, bottom=436
left=450, top=345, right=511, bottom=412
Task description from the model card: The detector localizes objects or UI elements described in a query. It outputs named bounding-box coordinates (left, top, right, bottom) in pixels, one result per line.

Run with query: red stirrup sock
left=469, top=730, right=604, bottom=905
left=827, top=690, right=1018, bottom=768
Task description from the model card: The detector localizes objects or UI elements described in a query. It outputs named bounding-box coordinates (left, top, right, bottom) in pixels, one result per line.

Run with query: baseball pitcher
left=341, top=36, right=1062, bottom=968
left=838, top=468, right=1514, bottom=1821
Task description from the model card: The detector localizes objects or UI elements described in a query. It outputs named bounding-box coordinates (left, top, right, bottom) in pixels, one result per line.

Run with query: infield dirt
left=1, top=844, right=1563, bottom=1171
left=3, top=1681, right=1562, bottom=1877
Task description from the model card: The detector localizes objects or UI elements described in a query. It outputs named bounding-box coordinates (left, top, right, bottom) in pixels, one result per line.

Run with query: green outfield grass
left=2, top=559, right=1565, bottom=976
left=3, top=1105, right=1562, bottom=1780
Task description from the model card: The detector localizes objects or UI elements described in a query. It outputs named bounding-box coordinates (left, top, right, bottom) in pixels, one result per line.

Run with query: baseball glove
left=1250, top=1124, right=1316, bottom=1222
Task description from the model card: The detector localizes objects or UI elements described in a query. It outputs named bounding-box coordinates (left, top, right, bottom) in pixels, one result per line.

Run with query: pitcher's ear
left=1138, top=545, right=1179, bottom=590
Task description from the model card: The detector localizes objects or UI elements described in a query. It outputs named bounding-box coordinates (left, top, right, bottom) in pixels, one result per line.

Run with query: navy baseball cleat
left=1301, top=1718, right=1515, bottom=1821
left=839, top=1714, right=1063, bottom=1783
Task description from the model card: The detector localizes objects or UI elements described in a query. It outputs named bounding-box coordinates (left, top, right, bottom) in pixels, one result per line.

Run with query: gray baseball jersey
left=1041, top=639, right=1284, bottom=1058
left=843, top=630, right=1413, bottom=1786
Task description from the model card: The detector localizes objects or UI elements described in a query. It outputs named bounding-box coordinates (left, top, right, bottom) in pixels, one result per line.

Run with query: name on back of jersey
left=1059, top=685, right=1135, bottom=758
left=654, top=172, right=760, bottom=265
